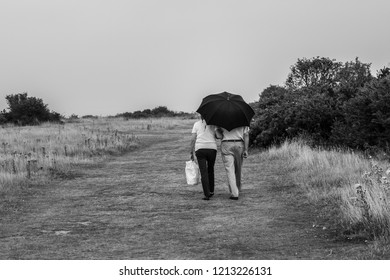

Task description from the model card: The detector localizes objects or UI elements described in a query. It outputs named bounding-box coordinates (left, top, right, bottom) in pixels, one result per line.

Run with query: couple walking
left=189, top=91, right=254, bottom=201
left=190, top=116, right=250, bottom=200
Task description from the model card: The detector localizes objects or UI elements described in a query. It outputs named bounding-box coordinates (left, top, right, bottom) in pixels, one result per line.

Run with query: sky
left=1, top=0, right=389, bottom=117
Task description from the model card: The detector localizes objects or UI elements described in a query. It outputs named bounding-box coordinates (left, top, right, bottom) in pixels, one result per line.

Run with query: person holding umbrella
left=215, top=125, right=249, bottom=200
left=196, top=92, right=254, bottom=200
left=190, top=114, right=218, bottom=200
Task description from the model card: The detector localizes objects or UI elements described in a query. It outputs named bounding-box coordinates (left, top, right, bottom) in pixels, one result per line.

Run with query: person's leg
left=206, top=149, right=217, bottom=194
left=195, top=149, right=211, bottom=198
left=232, top=143, right=244, bottom=191
left=221, top=143, right=239, bottom=198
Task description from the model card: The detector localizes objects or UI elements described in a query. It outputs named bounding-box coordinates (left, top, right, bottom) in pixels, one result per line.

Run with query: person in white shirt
left=215, top=126, right=249, bottom=200
left=190, top=116, right=218, bottom=200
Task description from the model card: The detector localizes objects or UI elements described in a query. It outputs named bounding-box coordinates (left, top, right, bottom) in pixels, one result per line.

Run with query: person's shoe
left=229, top=196, right=238, bottom=200
left=209, top=192, right=214, bottom=197
left=202, top=197, right=210, bottom=200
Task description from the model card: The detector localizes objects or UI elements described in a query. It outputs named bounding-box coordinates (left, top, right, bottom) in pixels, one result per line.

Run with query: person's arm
left=190, top=133, right=197, bottom=160
left=215, top=127, right=224, bottom=139
left=243, top=129, right=249, bottom=158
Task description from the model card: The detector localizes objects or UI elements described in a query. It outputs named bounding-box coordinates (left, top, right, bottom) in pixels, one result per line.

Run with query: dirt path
left=0, top=125, right=368, bottom=259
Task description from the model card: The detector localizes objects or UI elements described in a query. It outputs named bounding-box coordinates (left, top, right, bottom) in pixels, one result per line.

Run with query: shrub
left=331, top=75, right=390, bottom=150
left=117, top=106, right=192, bottom=119
left=0, top=111, right=7, bottom=125
left=2, top=93, right=62, bottom=125
left=340, top=162, right=390, bottom=240
left=249, top=57, right=389, bottom=151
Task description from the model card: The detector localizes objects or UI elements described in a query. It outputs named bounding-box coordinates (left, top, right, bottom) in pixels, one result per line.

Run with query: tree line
left=249, top=57, right=390, bottom=152
left=2, top=56, right=389, bottom=153
left=116, top=106, right=194, bottom=119
left=0, top=92, right=194, bottom=125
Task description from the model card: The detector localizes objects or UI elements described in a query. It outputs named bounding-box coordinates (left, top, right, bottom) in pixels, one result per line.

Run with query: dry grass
left=0, top=117, right=196, bottom=193
left=263, top=139, right=390, bottom=250
left=0, top=117, right=358, bottom=260
left=1, top=117, right=195, bottom=193
left=340, top=162, right=390, bottom=238
left=1, top=117, right=382, bottom=259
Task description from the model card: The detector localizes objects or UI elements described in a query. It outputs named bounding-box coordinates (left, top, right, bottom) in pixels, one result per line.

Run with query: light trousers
left=221, top=142, right=244, bottom=197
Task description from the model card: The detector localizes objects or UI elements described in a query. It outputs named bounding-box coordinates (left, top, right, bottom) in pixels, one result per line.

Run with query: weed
left=0, top=117, right=142, bottom=192
left=264, top=139, right=390, bottom=247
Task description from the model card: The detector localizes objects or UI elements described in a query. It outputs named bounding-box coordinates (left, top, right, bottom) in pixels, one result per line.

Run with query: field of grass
left=2, top=117, right=390, bottom=259
left=264, top=139, right=390, bottom=256
left=0, top=117, right=194, bottom=194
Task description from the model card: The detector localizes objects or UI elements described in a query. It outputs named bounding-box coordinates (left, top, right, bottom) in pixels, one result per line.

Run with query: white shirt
left=220, top=126, right=249, bottom=141
left=191, top=120, right=217, bottom=151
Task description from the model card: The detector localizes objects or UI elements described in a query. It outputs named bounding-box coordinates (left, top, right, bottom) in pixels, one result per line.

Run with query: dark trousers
left=195, top=149, right=217, bottom=197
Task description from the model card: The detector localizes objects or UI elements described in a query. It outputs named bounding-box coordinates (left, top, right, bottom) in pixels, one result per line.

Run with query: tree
left=0, top=110, right=7, bottom=124
left=151, top=106, right=173, bottom=117
left=285, top=57, right=342, bottom=90
left=132, top=110, right=149, bottom=119
left=250, top=57, right=375, bottom=148
left=250, top=85, right=338, bottom=147
left=3, top=92, right=61, bottom=125
left=331, top=75, right=390, bottom=149
left=117, top=106, right=192, bottom=119
left=334, top=57, right=373, bottom=102
left=249, top=85, right=291, bottom=146
left=377, top=67, right=390, bottom=80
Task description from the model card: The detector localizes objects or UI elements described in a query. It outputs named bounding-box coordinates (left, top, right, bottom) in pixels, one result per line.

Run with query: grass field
left=1, top=117, right=390, bottom=259
left=265, top=139, right=390, bottom=254
left=0, top=117, right=193, bottom=193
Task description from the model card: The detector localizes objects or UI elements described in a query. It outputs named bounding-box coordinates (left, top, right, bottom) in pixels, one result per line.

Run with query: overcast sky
left=1, top=0, right=389, bottom=116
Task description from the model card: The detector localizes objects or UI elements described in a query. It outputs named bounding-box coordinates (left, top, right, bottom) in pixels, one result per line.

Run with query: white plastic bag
left=185, top=160, right=200, bottom=185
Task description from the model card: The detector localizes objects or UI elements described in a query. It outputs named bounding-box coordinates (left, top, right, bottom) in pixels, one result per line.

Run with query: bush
left=82, top=115, right=99, bottom=119
left=2, top=93, right=62, bottom=125
left=331, top=75, right=390, bottom=149
left=0, top=111, right=7, bottom=124
left=250, top=57, right=389, bottom=151
left=117, top=106, right=192, bottom=119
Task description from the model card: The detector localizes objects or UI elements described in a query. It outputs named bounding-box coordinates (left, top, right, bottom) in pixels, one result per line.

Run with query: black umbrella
left=196, top=91, right=255, bottom=131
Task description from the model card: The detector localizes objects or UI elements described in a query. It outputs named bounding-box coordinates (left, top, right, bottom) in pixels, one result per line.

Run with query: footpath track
left=0, top=125, right=368, bottom=259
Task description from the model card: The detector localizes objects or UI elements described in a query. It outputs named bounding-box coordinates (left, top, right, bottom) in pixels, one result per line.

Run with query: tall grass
left=0, top=117, right=196, bottom=194
left=264, top=139, right=390, bottom=245
left=0, top=117, right=141, bottom=193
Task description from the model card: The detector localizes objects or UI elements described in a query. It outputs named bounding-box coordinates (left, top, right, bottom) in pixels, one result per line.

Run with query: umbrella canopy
left=196, top=91, right=255, bottom=131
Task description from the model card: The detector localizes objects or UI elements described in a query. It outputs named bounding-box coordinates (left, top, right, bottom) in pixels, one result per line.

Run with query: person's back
left=217, top=126, right=249, bottom=200
left=192, top=120, right=217, bottom=151
left=217, top=126, right=248, bottom=142
left=190, top=118, right=217, bottom=200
